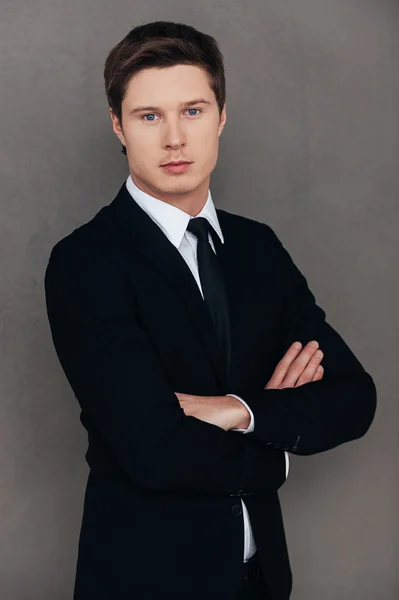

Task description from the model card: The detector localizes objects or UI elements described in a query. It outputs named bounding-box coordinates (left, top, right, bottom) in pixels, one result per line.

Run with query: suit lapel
left=108, top=183, right=229, bottom=391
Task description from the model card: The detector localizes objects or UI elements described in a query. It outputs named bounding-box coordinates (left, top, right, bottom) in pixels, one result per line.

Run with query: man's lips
left=160, top=161, right=193, bottom=174
left=161, top=161, right=192, bottom=166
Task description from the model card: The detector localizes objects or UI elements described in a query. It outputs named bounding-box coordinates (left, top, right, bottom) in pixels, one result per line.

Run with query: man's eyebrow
left=129, top=98, right=212, bottom=116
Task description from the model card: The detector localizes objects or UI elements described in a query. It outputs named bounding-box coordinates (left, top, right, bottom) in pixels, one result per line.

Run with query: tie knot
left=186, top=217, right=211, bottom=242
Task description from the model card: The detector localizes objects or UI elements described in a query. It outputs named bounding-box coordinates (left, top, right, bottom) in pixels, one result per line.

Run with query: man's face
left=110, top=64, right=226, bottom=210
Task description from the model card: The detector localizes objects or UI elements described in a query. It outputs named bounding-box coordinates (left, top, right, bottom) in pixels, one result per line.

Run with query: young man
left=44, top=21, right=377, bottom=600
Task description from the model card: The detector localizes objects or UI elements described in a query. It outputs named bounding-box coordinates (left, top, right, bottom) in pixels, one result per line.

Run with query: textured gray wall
left=1, top=1, right=397, bottom=599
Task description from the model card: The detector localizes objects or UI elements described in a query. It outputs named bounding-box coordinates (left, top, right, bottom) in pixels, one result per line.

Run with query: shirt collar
left=125, top=174, right=224, bottom=249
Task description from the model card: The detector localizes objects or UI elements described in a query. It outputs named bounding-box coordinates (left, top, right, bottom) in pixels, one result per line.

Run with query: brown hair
left=104, top=21, right=226, bottom=155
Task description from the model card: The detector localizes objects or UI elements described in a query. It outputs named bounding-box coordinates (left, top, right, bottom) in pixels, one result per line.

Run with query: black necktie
left=186, top=217, right=231, bottom=382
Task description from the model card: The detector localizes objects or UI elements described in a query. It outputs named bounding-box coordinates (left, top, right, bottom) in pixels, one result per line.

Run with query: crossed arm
left=175, top=339, right=327, bottom=433
left=45, top=242, right=288, bottom=497
left=44, top=225, right=376, bottom=497
left=176, top=225, right=377, bottom=456
left=175, top=340, right=333, bottom=483
left=235, top=226, right=376, bottom=455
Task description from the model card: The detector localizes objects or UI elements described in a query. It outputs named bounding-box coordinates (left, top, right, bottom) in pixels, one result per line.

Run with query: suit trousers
left=234, top=552, right=271, bottom=599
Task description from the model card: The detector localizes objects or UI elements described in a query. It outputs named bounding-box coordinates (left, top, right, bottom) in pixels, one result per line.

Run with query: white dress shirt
left=125, top=175, right=289, bottom=562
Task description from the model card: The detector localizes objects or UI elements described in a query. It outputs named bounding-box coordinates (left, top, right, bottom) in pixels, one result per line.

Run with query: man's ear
left=109, top=107, right=127, bottom=148
left=218, top=102, right=227, bottom=136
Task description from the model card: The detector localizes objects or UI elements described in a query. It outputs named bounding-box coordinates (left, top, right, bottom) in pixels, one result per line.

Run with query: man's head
left=104, top=21, right=227, bottom=212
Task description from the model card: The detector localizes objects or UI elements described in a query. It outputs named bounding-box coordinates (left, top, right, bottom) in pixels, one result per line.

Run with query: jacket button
left=231, top=503, right=243, bottom=517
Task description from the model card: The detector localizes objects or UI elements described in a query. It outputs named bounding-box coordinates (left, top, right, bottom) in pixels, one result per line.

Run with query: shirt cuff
left=226, top=394, right=255, bottom=433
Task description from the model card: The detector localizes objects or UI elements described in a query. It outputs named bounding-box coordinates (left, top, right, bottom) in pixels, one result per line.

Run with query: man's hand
left=174, top=393, right=245, bottom=431
left=265, top=341, right=324, bottom=390
left=175, top=340, right=324, bottom=430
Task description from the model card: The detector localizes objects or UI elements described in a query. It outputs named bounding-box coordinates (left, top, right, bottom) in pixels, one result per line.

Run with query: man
left=44, top=20, right=377, bottom=600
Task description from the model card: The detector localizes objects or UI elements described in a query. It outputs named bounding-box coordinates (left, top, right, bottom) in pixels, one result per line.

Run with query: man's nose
left=162, top=119, right=187, bottom=148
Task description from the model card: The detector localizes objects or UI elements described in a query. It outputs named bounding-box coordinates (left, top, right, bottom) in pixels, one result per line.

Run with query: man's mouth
left=162, top=161, right=192, bottom=166
left=161, top=162, right=193, bottom=174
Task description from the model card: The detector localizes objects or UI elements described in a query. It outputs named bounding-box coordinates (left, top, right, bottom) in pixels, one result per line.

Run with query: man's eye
left=142, top=113, right=158, bottom=121
left=141, top=108, right=202, bottom=121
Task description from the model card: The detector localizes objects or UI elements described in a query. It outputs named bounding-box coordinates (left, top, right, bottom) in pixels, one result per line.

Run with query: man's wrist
left=235, top=410, right=251, bottom=430
left=223, top=395, right=251, bottom=430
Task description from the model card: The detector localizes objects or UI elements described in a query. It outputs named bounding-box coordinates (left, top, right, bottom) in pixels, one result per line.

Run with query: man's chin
left=157, top=180, right=198, bottom=196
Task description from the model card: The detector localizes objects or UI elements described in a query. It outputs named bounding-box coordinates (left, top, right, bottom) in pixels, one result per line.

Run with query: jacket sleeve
left=44, top=240, right=287, bottom=496
left=233, top=225, right=377, bottom=456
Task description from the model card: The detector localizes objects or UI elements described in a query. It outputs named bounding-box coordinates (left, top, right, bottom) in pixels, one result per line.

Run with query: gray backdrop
left=1, top=1, right=397, bottom=598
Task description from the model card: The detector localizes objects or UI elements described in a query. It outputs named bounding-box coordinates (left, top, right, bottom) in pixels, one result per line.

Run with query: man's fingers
left=264, top=342, right=303, bottom=389
left=295, top=352, right=324, bottom=387
left=264, top=341, right=324, bottom=391
left=313, top=365, right=324, bottom=381
left=279, top=341, right=320, bottom=388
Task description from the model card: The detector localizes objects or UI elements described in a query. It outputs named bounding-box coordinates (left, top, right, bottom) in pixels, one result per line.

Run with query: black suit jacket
left=44, top=182, right=376, bottom=600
